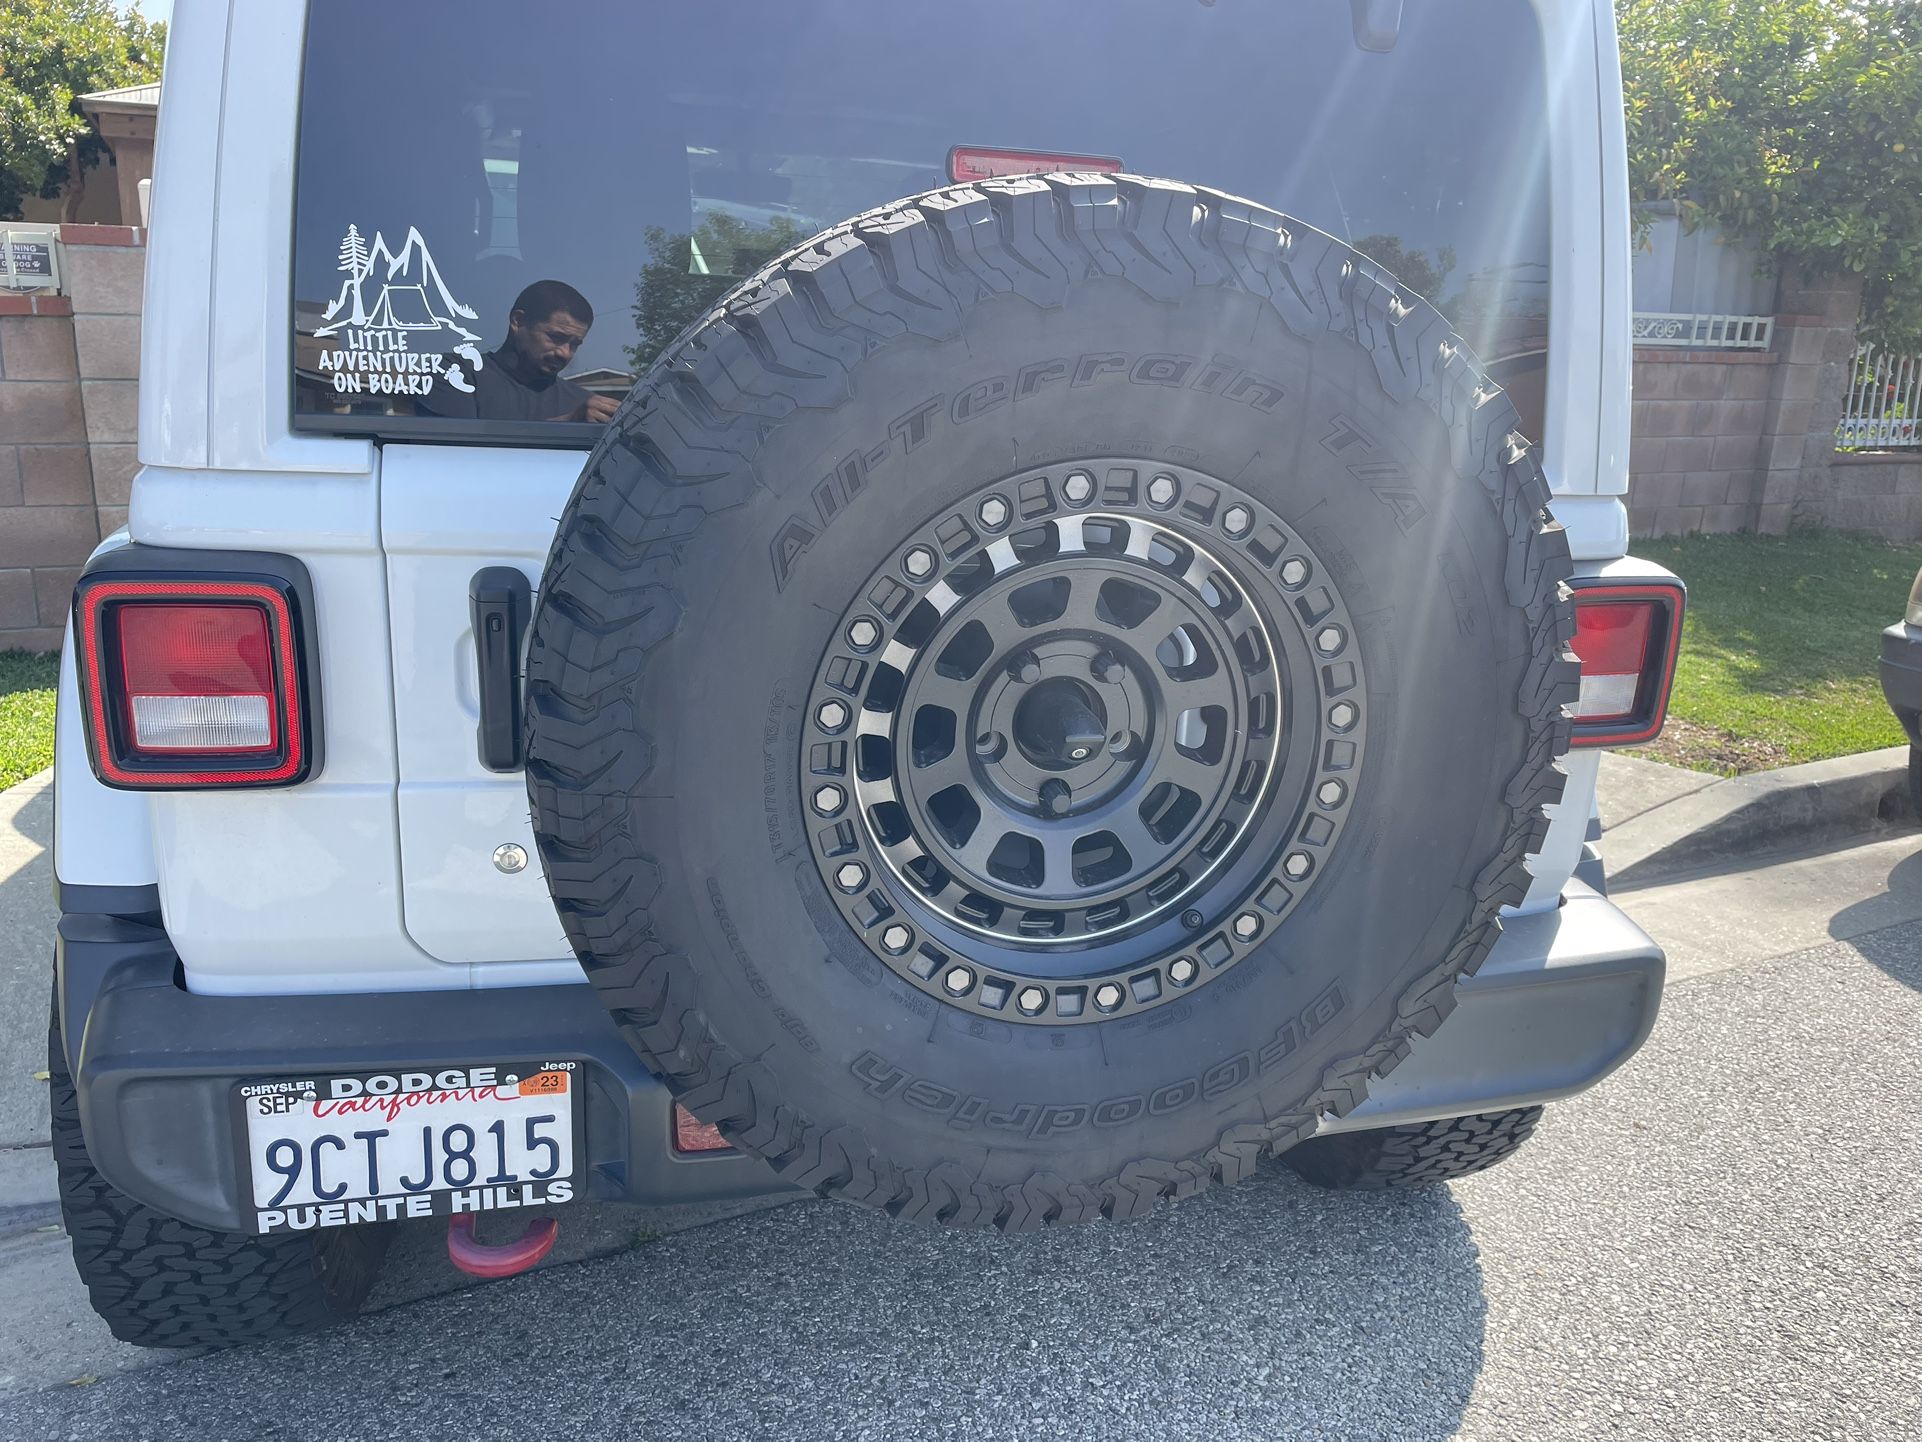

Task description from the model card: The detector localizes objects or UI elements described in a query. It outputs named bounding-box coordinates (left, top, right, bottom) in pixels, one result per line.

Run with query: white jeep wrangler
left=48, top=0, right=1684, bottom=1347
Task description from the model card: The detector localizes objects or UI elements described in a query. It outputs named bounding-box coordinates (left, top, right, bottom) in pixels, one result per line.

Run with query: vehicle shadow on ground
left=9, top=1168, right=1488, bottom=1440
left=1831, top=846, right=1922, bottom=992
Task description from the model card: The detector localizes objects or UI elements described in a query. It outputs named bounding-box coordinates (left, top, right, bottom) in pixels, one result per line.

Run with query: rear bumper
left=59, top=884, right=1663, bottom=1231
left=1880, top=622, right=1922, bottom=746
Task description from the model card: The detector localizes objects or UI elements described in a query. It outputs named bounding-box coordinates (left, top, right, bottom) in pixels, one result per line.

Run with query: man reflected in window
left=422, top=279, right=620, bottom=423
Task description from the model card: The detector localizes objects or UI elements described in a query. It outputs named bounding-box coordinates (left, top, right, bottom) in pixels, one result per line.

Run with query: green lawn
left=1628, top=533, right=1919, bottom=775
left=0, top=650, right=60, bottom=791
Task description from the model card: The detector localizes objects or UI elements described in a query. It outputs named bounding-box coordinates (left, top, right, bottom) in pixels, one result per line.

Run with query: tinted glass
left=292, top=0, right=1551, bottom=444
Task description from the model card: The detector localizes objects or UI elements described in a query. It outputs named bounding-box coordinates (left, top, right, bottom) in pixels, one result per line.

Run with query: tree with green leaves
left=0, top=0, right=165, bottom=220
left=628, top=212, right=804, bottom=371
left=1618, top=0, right=1922, bottom=348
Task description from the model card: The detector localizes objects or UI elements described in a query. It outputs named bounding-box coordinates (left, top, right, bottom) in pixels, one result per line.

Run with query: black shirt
left=418, top=347, right=589, bottom=421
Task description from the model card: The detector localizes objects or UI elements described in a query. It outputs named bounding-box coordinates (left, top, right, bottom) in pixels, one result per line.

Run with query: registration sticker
left=235, top=1061, right=582, bottom=1234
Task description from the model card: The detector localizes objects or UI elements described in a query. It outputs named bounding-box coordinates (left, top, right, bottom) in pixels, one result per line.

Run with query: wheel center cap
left=1012, top=677, right=1108, bottom=771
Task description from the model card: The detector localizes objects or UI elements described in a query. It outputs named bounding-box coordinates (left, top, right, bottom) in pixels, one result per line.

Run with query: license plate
left=236, top=1061, right=581, bottom=1234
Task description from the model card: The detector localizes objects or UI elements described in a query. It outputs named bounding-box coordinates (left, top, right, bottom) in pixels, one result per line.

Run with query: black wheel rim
left=802, top=461, right=1366, bottom=1024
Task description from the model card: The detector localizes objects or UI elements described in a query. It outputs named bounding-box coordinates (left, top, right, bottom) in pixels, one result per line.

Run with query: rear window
left=291, top=0, right=1551, bottom=447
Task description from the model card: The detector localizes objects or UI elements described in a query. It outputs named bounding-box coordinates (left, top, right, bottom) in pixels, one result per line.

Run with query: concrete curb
left=1606, top=746, right=1913, bottom=890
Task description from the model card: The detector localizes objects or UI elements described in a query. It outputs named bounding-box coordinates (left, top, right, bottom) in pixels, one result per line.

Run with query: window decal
left=313, top=223, right=482, bottom=399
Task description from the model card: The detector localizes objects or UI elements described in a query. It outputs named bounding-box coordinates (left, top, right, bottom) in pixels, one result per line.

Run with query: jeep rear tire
left=48, top=989, right=389, bottom=1349
left=1282, top=1107, right=1546, bottom=1190
left=527, top=174, right=1575, bottom=1230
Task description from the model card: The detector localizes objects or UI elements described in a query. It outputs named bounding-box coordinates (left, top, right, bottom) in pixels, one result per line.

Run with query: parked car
left=50, top=0, right=1685, bottom=1347
left=1880, top=565, right=1922, bottom=813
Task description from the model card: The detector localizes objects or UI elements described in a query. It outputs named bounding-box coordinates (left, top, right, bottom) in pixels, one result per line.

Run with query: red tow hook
left=446, top=1213, right=559, bottom=1279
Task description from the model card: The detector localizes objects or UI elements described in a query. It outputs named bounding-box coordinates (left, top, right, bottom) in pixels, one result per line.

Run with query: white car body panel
left=54, top=0, right=1633, bottom=992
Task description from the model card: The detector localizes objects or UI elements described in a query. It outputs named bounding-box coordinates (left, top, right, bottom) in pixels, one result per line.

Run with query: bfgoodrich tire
left=48, top=989, right=389, bottom=1348
left=527, top=174, right=1575, bottom=1231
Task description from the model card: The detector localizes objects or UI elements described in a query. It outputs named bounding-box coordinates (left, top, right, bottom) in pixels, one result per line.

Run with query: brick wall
left=0, top=225, right=143, bottom=653
left=1627, top=266, right=1878, bottom=540
left=1627, top=350, right=1777, bottom=537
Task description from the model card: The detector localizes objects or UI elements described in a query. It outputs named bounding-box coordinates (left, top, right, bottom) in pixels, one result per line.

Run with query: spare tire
left=526, top=174, right=1575, bottom=1230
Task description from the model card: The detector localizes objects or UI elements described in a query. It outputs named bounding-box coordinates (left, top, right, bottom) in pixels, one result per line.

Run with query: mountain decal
left=316, top=223, right=480, bottom=345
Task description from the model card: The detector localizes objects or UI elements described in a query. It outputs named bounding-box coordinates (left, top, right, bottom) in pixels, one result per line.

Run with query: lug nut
left=1091, top=651, right=1126, bottom=684
left=1317, top=780, right=1345, bottom=807
left=881, top=924, right=912, bottom=954
left=1147, top=474, right=1177, bottom=507
left=974, top=731, right=1007, bottom=761
left=1095, top=983, right=1124, bottom=1011
left=835, top=862, right=867, bottom=891
left=1223, top=505, right=1252, bottom=537
left=1329, top=701, right=1357, bottom=731
left=817, top=700, right=850, bottom=732
left=1063, top=471, right=1094, bottom=504
left=1169, top=957, right=1198, bottom=985
left=1109, top=730, right=1142, bottom=760
left=1017, top=986, right=1048, bottom=1014
left=1038, top=779, right=1072, bottom=817
left=1232, top=913, right=1260, bottom=941
left=943, top=965, right=975, bottom=995
left=812, top=785, right=845, bottom=816
left=978, top=496, right=1010, bottom=529
left=1280, top=559, right=1309, bottom=588
left=904, top=546, right=935, bottom=579
left=1316, top=626, right=1344, bottom=655
left=1008, top=651, right=1042, bottom=683
left=1283, top=853, right=1311, bottom=880
left=847, top=618, right=880, bottom=651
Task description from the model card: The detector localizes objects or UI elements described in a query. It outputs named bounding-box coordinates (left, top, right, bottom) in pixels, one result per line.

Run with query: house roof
left=79, top=82, right=161, bottom=112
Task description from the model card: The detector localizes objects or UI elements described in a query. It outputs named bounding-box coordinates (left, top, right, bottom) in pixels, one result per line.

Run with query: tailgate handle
left=470, top=567, right=531, bottom=771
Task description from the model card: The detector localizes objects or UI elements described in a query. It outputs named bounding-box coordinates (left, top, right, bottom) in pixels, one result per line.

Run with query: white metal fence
left=1632, top=312, right=1775, bottom=350
left=1838, top=345, right=1922, bottom=449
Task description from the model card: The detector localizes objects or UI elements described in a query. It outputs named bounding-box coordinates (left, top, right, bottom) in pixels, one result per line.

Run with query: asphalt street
left=2, top=771, right=1920, bottom=1440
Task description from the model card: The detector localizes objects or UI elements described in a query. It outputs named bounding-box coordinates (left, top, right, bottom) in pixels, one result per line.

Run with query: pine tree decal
left=332, top=224, right=371, bottom=326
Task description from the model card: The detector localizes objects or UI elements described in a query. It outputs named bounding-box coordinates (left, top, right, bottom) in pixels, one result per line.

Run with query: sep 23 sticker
left=314, top=223, right=482, bottom=397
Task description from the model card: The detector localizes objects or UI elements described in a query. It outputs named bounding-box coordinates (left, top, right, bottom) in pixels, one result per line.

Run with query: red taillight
left=672, top=1104, right=733, bottom=1154
left=1568, top=580, right=1686, bottom=748
left=118, top=605, right=278, bottom=753
left=947, top=145, right=1124, bottom=183
left=74, top=572, right=313, bottom=789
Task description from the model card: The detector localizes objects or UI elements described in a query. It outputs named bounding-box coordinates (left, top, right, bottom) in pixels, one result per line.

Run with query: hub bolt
left=812, top=785, right=846, bottom=816
left=943, top=965, right=975, bottom=995
left=978, top=496, right=1010, bottom=529
left=1232, top=912, right=1261, bottom=941
left=1091, top=651, right=1126, bottom=684
left=1063, top=471, right=1094, bottom=504
left=881, top=924, right=912, bottom=954
left=1008, top=651, right=1042, bottom=684
left=847, top=618, right=881, bottom=651
left=834, top=862, right=867, bottom=891
left=1095, top=983, right=1124, bottom=1011
left=1017, top=986, right=1048, bottom=1014
left=904, top=546, right=935, bottom=580
left=1169, top=957, right=1198, bottom=985
left=1316, top=626, right=1344, bottom=655
left=1280, top=558, right=1309, bottom=588
left=817, top=700, right=850, bottom=732
left=1147, top=474, right=1177, bottom=507
left=1317, top=780, right=1345, bottom=807
left=1038, top=779, right=1073, bottom=817
left=1283, top=853, right=1311, bottom=880
left=974, top=731, right=1007, bottom=761
left=1223, top=505, right=1252, bottom=537
left=1329, top=701, right=1358, bottom=731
